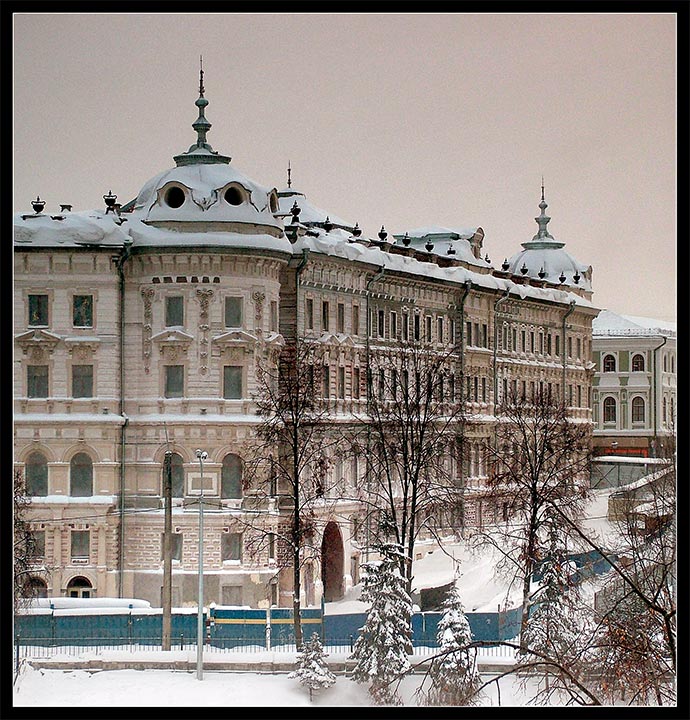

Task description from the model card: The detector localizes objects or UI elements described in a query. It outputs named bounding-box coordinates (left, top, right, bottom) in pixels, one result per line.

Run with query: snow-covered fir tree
left=350, top=543, right=413, bottom=705
left=425, top=583, right=481, bottom=706
left=289, top=632, right=336, bottom=702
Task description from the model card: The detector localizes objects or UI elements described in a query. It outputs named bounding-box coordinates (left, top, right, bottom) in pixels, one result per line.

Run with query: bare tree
left=244, top=338, right=344, bottom=646
left=14, top=469, right=45, bottom=610
left=477, top=387, right=592, bottom=651
left=356, top=341, right=465, bottom=594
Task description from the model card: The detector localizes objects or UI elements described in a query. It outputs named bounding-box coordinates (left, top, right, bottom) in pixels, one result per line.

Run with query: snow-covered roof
left=391, top=227, right=488, bottom=269
left=276, top=189, right=353, bottom=229
left=13, top=209, right=129, bottom=248
left=592, top=309, right=677, bottom=337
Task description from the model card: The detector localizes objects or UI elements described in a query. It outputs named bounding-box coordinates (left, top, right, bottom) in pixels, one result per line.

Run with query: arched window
left=23, top=576, right=48, bottom=599
left=663, top=354, right=668, bottom=372
left=631, top=396, right=645, bottom=423
left=631, top=354, right=645, bottom=372
left=603, top=396, right=616, bottom=423
left=603, top=354, right=616, bottom=373
left=25, top=452, right=48, bottom=496
left=222, top=454, right=243, bottom=499
left=70, top=453, right=93, bottom=496
left=171, top=453, right=184, bottom=498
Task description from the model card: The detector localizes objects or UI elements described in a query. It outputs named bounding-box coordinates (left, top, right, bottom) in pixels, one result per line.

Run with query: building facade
left=14, top=76, right=599, bottom=608
left=591, top=310, right=676, bottom=457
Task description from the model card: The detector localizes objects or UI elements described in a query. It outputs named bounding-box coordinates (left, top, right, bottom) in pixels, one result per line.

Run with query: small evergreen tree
left=426, top=583, right=481, bottom=706
left=350, top=543, right=413, bottom=705
left=289, top=632, right=336, bottom=702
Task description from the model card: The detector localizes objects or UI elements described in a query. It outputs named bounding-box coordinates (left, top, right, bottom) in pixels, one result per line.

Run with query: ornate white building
left=14, top=72, right=599, bottom=608
left=591, top=310, right=676, bottom=457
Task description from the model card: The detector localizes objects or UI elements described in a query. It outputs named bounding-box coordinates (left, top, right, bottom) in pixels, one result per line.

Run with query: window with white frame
left=631, top=396, right=645, bottom=423
left=165, top=296, right=184, bottom=327
left=603, top=396, right=616, bottom=423
left=225, top=297, right=242, bottom=328
left=223, top=366, right=243, bottom=399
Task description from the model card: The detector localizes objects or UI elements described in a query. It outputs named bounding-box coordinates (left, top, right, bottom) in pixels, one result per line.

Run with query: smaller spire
left=287, top=160, right=292, bottom=189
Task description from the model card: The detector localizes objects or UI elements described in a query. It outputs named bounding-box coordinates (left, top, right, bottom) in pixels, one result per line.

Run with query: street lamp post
left=196, top=449, right=208, bottom=681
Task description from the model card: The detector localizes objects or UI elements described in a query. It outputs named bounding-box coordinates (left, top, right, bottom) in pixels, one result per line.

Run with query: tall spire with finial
left=287, top=160, right=292, bottom=189
left=174, top=57, right=231, bottom=166
left=534, top=177, right=552, bottom=240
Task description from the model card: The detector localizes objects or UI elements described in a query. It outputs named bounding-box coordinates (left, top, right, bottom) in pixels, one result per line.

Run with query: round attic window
left=164, top=186, right=186, bottom=208
left=224, top=186, right=244, bottom=206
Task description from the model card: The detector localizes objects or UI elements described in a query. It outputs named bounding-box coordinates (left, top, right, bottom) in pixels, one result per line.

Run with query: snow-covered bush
left=425, top=583, right=481, bottom=706
left=350, top=544, right=413, bottom=705
left=289, top=632, right=335, bottom=702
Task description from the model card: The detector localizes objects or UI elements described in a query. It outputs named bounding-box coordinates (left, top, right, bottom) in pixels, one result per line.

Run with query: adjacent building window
left=466, top=321, right=472, bottom=346
left=221, top=454, right=243, bottom=499
left=27, top=365, right=49, bottom=398
left=391, top=312, right=398, bottom=338
left=352, top=305, right=360, bottom=335
left=555, top=335, right=560, bottom=356
left=170, top=453, right=184, bottom=498
left=402, top=313, right=409, bottom=341
left=631, top=396, right=645, bottom=423
left=425, top=316, right=432, bottom=343
left=71, top=530, right=90, bottom=560
left=338, top=366, right=345, bottom=399
left=223, top=366, right=243, bottom=399
left=270, top=301, right=278, bottom=332
left=25, top=452, right=48, bottom=496
left=164, top=365, right=184, bottom=398
left=306, top=298, right=314, bottom=330
left=603, top=396, right=617, bottom=423
left=31, top=530, right=46, bottom=558
left=482, top=324, right=488, bottom=348
left=165, top=296, right=184, bottom=327
left=353, top=367, right=360, bottom=399
left=70, top=452, right=93, bottom=496
left=72, top=364, right=94, bottom=398
left=632, top=354, right=645, bottom=372
left=72, top=295, right=93, bottom=327
left=414, top=314, right=421, bottom=341
left=225, top=297, right=242, bottom=328
left=603, top=354, right=616, bottom=373
left=437, top=317, right=443, bottom=343
left=222, top=532, right=243, bottom=562
left=337, top=303, right=345, bottom=334
left=322, top=364, right=330, bottom=397
left=28, top=294, right=49, bottom=327
left=377, top=309, right=385, bottom=338
left=322, top=301, right=330, bottom=331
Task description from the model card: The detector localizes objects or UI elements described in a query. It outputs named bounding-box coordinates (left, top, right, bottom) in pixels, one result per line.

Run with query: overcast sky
left=13, top=12, right=677, bottom=321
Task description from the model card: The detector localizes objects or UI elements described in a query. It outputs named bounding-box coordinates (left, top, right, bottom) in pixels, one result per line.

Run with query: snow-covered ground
left=13, top=661, right=547, bottom=707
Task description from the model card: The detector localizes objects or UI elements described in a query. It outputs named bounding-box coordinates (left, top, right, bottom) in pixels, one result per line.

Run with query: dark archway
left=321, top=521, right=344, bottom=602
left=66, top=576, right=93, bottom=598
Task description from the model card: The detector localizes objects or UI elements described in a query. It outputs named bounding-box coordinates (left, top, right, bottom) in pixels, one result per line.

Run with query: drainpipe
left=364, top=266, right=385, bottom=562
left=651, top=335, right=667, bottom=455
left=115, top=240, right=132, bottom=598
left=294, top=248, right=310, bottom=340
left=492, top=287, right=512, bottom=410
left=561, top=300, right=576, bottom=407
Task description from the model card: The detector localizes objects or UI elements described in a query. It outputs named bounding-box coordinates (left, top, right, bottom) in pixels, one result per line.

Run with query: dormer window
left=224, top=185, right=245, bottom=206
left=164, top=186, right=186, bottom=208
left=269, top=191, right=279, bottom=214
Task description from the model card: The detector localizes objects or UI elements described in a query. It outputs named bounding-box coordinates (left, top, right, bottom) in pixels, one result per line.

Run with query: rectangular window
left=268, top=532, right=276, bottom=560
left=577, top=338, right=581, bottom=359
left=474, top=376, right=479, bottom=402
left=568, top=337, right=573, bottom=358
left=72, top=364, right=94, bottom=398
left=270, top=301, right=278, bottom=332
left=555, top=335, right=560, bottom=356
left=223, top=366, right=243, bottom=399
left=512, top=328, right=517, bottom=351
left=539, top=333, right=544, bottom=355
left=27, top=365, right=49, bottom=398
left=466, top=377, right=472, bottom=401
left=451, top=320, right=455, bottom=345
left=530, top=380, right=535, bottom=400
left=414, top=314, right=421, bottom=341
left=437, top=317, right=443, bottom=343
left=306, top=298, right=314, bottom=330
left=222, top=585, right=243, bottom=605
left=337, top=303, right=345, bottom=334
left=28, top=294, right=49, bottom=327
left=322, top=301, right=330, bottom=331
left=32, top=530, right=46, bottom=558
left=391, top=312, right=398, bottom=338
left=402, top=313, right=409, bottom=341
left=425, top=316, right=432, bottom=342
left=378, top=309, right=385, bottom=337
left=165, top=296, right=184, bottom=327
left=72, top=295, right=93, bottom=328
left=577, top=385, right=582, bottom=407
left=530, top=331, right=535, bottom=353
left=466, top=321, right=472, bottom=346
left=482, top=377, right=487, bottom=402
left=71, top=530, right=90, bottom=560
left=164, top=365, right=184, bottom=398
left=161, top=533, right=182, bottom=561
left=547, top=334, right=552, bottom=355
left=482, top=324, right=488, bottom=348
left=222, top=533, right=243, bottom=562
left=352, top=305, right=359, bottom=335
left=338, top=366, right=345, bottom=399
left=225, top=297, right=242, bottom=328
left=322, top=365, right=330, bottom=397
left=521, top=330, right=526, bottom=352
left=353, top=367, right=360, bottom=399
left=378, top=369, right=386, bottom=399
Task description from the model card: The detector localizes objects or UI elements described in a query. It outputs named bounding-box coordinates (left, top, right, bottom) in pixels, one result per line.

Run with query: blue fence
left=532, top=550, right=617, bottom=584
left=16, top=605, right=520, bottom=650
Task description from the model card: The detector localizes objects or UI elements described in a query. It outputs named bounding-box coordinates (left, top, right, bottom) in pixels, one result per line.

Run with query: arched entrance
left=66, top=576, right=93, bottom=598
left=321, top=521, right=344, bottom=602
left=23, top=576, right=48, bottom=599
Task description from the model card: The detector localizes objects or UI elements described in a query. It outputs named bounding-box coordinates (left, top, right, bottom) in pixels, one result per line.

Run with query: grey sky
left=13, top=12, right=677, bottom=320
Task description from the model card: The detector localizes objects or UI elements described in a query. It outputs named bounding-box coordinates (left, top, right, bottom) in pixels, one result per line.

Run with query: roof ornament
left=287, top=160, right=292, bottom=189
left=520, top=262, right=529, bottom=275
left=573, top=271, right=581, bottom=284
left=425, top=239, right=434, bottom=252
left=323, top=216, right=333, bottom=233
left=103, top=190, right=117, bottom=213
left=485, top=253, right=491, bottom=264
left=538, top=267, right=546, bottom=279
left=559, top=271, right=566, bottom=283
left=31, top=196, right=45, bottom=214
left=352, top=222, right=362, bottom=238
left=447, top=242, right=456, bottom=255
left=401, top=232, right=411, bottom=247
left=534, top=177, right=553, bottom=240
left=378, top=226, right=388, bottom=242
left=173, top=57, right=231, bottom=166
left=502, top=258, right=510, bottom=271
